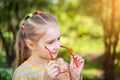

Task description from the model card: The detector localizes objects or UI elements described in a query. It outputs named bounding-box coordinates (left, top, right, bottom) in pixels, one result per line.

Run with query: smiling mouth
left=52, top=52, right=58, bottom=55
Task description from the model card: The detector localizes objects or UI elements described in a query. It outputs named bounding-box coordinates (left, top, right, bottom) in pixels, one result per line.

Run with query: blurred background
left=0, top=0, right=120, bottom=80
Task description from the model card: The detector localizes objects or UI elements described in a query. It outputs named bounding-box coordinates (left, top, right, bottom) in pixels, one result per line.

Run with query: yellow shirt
left=12, top=61, right=45, bottom=80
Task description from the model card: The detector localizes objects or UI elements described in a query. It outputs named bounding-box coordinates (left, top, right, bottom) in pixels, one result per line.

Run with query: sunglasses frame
left=44, top=45, right=79, bottom=73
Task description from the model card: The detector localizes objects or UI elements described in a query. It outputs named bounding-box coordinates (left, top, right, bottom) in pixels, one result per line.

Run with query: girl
left=12, top=10, right=84, bottom=80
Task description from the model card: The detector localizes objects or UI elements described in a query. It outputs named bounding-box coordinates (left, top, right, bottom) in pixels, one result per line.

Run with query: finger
left=54, top=71, right=59, bottom=76
left=53, top=67, right=59, bottom=72
left=46, top=69, right=59, bottom=79
left=46, top=66, right=59, bottom=74
left=52, top=71, right=59, bottom=77
left=49, top=63, right=59, bottom=70
left=74, top=55, right=82, bottom=59
left=77, top=57, right=83, bottom=62
left=47, top=61, right=58, bottom=67
left=70, top=56, right=74, bottom=65
left=79, top=59, right=84, bottom=63
left=70, top=56, right=77, bottom=69
left=73, top=55, right=84, bottom=67
left=78, top=59, right=84, bottom=67
left=74, top=55, right=83, bottom=63
left=50, top=67, right=60, bottom=76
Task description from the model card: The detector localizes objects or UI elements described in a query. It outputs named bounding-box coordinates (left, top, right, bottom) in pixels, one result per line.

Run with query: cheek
left=45, top=45, right=53, bottom=51
left=37, top=40, right=45, bottom=50
left=36, top=43, right=45, bottom=53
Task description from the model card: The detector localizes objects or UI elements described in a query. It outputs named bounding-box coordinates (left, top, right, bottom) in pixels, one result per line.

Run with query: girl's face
left=35, top=24, right=61, bottom=59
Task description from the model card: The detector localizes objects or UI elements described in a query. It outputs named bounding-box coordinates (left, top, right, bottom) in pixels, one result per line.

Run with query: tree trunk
left=102, top=0, right=117, bottom=80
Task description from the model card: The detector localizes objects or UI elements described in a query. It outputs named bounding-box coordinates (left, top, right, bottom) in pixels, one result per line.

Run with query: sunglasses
left=44, top=45, right=79, bottom=73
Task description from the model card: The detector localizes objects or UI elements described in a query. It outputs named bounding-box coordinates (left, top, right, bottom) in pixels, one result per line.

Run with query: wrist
left=79, top=75, right=82, bottom=80
left=43, top=73, right=53, bottom=80
left=71, top=74, right=82, bottom=80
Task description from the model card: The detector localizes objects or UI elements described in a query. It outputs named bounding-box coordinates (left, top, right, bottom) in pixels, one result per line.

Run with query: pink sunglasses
left=44, top=45, right=79, bottom=73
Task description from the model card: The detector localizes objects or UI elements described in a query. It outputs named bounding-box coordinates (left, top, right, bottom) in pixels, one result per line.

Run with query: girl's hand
left=70, top=55, right=84, bottom=80
left=44, top=61, right=59, bottom=80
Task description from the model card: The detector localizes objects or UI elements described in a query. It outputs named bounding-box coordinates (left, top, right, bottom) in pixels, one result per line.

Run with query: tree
left=101, top=0, right=120, bottom=80
left=0, top=0, right=50, bottom=67
left=80, top=0, right=120, bottom=80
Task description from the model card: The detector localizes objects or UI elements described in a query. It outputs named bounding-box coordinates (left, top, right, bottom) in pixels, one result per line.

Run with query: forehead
left=43, top=24, right=60, bottom=40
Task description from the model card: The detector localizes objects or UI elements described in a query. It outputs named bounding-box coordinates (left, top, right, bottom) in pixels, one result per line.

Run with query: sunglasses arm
left=60, top=45, right=79, bottom=67
left=44, top=46, right=54, bottom=60
left=44, top=45, right=79, bottom=68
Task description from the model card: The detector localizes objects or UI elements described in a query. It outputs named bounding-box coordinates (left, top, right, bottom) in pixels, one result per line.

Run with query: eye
left=47, top=40, right=54, bottom=44
left=58, top=37, right=61, bottom=40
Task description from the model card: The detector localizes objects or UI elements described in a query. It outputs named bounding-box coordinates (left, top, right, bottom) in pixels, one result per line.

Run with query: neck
left=27, top=53, right=48, bottom=67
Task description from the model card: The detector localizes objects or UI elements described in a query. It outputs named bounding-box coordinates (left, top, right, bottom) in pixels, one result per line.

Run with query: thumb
left=70, top=56, right=75, bottom=68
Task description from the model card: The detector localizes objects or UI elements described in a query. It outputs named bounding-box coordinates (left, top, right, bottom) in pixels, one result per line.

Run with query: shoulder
left=12, top=61, right=30, bottom=80
left=14, top=61, right=31, bottom=73
left=13, top=61, right=45, bottom=80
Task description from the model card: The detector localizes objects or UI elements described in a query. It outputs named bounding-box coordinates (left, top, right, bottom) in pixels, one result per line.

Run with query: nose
left=54, top=41, right=60, bottom=50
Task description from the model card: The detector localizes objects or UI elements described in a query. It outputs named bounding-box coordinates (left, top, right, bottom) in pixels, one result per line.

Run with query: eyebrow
left=46, top=36, right=61, bottom=42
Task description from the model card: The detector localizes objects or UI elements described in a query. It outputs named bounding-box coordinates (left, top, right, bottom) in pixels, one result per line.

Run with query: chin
left=53, top=55, right=57, bottom=59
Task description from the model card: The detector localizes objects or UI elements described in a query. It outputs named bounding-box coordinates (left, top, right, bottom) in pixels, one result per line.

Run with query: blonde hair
left=15, top=11, right=58, bottom=66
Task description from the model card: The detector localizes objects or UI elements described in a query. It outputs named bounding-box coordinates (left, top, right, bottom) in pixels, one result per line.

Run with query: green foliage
left=57, top=47, right=71, bottom=63
left=0, top=68, right=14, bottom=80
left=0, top=57, right=6, bottom=67
left=0, top=0, right=120, bottom=80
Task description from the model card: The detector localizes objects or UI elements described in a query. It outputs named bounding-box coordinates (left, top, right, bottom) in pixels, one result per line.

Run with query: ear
left=25, top=40, right=35, bottom=51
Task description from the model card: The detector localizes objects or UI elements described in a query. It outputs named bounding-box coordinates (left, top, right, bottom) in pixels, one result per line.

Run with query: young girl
left=12, top=10, right=84, bottom=80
